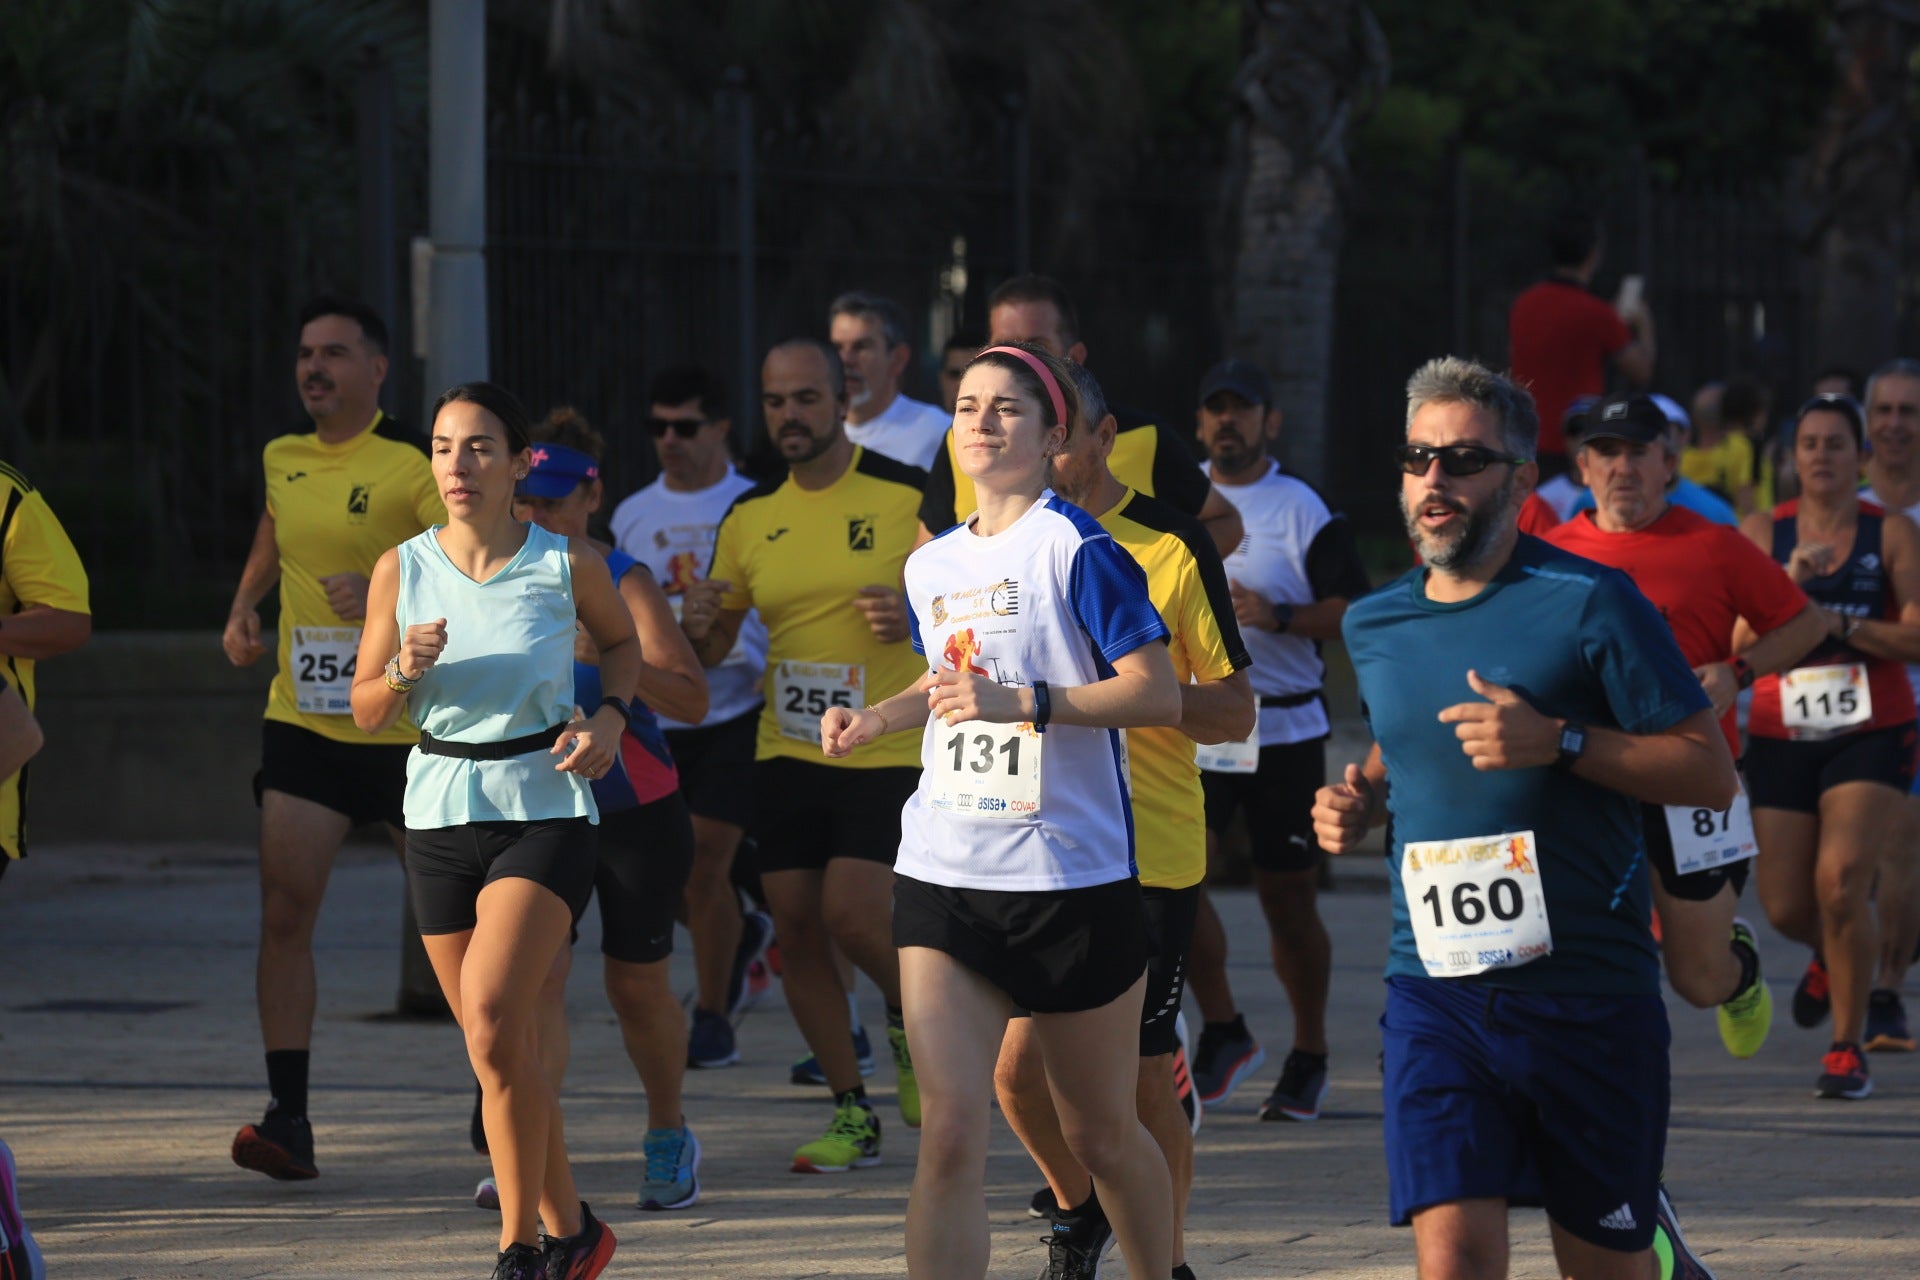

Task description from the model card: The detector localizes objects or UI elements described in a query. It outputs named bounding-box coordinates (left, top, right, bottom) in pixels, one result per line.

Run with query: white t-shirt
left=898, top=493, right=1169, bottom=892
left=1537, top=473, right=1586, bottom=522
left=610, top=469, right=769, bottom=729
left=845, top=393, right=950, bottom=471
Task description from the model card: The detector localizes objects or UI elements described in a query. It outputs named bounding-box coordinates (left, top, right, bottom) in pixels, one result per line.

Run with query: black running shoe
left=493, top=1242, right=544, bottom=1280
left=1027, top=1184, right=1058, bottom=1220
left=471, top=1080, right=489, bottom=1154
left=231, top=1112, right=317, bottom=1181
left=1654, top=1183, right=1718, bottom=1279
left=541, top=1200, right=616, bottom=1280
left=1259, top=1049, right=1330, bottom=1122
left=1790, top=953, right=1830, bottom=1029
left=1036, top=1203, right=1114, bottom=1280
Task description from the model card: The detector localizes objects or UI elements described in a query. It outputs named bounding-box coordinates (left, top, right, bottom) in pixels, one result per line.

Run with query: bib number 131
left=930, top=721, right=1043, bottom=819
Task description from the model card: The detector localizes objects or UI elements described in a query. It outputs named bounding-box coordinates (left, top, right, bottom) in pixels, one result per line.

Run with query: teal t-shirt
left=1343, top=534, right=1708, bottom=995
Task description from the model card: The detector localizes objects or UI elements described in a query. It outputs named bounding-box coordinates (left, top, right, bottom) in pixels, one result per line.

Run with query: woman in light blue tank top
left=350, top=382, right=637, bottom=1280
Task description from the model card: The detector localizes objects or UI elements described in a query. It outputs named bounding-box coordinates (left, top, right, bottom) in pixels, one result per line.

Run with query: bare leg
left=1254, top=866, right=1332, bottom=1054
left=822, top=858, right=902, bottom=1008
left=1815, top=782, right=1902, bottom=1045
left=256, top=791, right=351, bottom=1052
left=1184, top=841, right=1238, bottom=1024
left=993, top=1019, right=1088, bottom=1210
left=1876, top=799, right=1920, bottom=990
left=605, top=955, right=688, bottom=1129
left=1136, top=1052, right=1193, bottom=1267
left=764, top=869, right=860, bottom=1093
left=684, top=814, right=746, bottom=1015
left=1753, top=807, right=1821, bottom=949
left=1410, top=1198, right=1510, bottom=1280
left=1650, top=878, right=1742, bottom=1008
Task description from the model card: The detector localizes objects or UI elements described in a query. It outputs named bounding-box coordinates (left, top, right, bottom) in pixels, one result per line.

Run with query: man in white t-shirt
left=610, top=364, right=772, bottom=1071
left=829, top=291, right=950, bottom=470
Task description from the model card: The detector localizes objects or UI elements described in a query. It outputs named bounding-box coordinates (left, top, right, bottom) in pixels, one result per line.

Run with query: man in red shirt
left=1509, top=214, right=1656, bottom=473
left=1548, top=394, right=1825, bottom=1057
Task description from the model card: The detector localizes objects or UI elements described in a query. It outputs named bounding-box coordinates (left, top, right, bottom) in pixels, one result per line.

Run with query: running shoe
left=1814, top=1041, right=1873, bottom=1099
left=1259, top=1049, right=1330, bottom=1122
left=1865, top=988, right=1916, bottom=1053
left=492, top=1243, right=544, bottom=1280
left=1036, top=1200, right=1115, bottom=1280
left=1716, top=919, right=1772, bottom=1059
left=789, top=1025, right=876, bottom=1085
left=726, top=910, right=775, bottom=1016
left=1027, top=1185, right=1059, bottom=1220
left=1173, top=1013, right=1202, bottom=1134
left=230, top=1112, right=318, bottom=1181
left=1791, top=953, right=1830, bottom=1028
left=742, top=956, right=773, bottom=1007
left=887, top=1023, right=921, bottom=1128
left=0, top=1137, right=45, bottom=1280
left=1653, top=1183, right=1718, bottom=1279
left=1191, top=1015, right=1267, bottom=1105
left=687, top=1008, right=740, bottom=1069
left=639, top=1124, right=701, bottom=1210
left=791, top=1097, right=882, bottom=1173
left=475, top=1174, right=499, bottom=1211
left=1171, top=1267, right=1197, bottom=1280
left=541, top=1200, right=615, bottom=1280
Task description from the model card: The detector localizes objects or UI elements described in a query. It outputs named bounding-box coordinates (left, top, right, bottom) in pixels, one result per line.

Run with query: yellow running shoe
left=888, top=1022, right=921, bottom=1128
left=790, top=1096, right=881, bottom=1174
left=1716, top=919, right=1772, bottom=1059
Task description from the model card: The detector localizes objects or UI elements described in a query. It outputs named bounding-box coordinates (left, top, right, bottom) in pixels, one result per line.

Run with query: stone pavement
left=1, top=839, right=1916, bottom=1279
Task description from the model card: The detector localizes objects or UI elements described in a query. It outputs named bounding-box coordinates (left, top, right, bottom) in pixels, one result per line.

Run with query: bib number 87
left=297, top=652, right=356, bottom=683
left=1420, top=877, right=1525, bottom=928
left=784, top=686, right=854, bottom=716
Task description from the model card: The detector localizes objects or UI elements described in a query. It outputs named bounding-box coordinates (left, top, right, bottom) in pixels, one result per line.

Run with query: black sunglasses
left=1394, top=443, right=1528, bottom=477
left=646, top=417, right=708, bottom=439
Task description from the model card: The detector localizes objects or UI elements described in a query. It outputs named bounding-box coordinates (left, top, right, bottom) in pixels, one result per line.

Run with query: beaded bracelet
left=384, top=654, right=419, bottom=693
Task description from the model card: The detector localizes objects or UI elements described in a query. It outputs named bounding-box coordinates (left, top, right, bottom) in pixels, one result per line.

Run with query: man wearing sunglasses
left=1314, top=357, right=1734, bottom=1280
left=610, top=365, right=774, bottom=1072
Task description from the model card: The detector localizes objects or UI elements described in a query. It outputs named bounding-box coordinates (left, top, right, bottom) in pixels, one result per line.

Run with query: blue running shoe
left=639, top=1124, right=700, bottom=1210
left=790, top=1025, right=876, bottom=1085
left=688, top=1008, right=739, bottom=1069
left=0, top=1138, right=44, bottom=1280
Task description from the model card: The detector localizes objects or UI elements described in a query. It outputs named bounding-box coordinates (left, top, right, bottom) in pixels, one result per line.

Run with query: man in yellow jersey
left=993, top=362, right=1254, bottom=1280
left=916, top=274, right=1244, bottom=558
left=679, top=337, right=926, bottom=1174
left=221, top=298, right=445, bottom=1181
left=0, top=461, right=91, bottom=885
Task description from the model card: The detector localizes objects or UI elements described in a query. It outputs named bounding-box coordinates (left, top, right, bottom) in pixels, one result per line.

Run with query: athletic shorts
left=751, top=757, right=918, bottom=874
left=893, top=873, right=1150, bottom=1015
left=1745, top=722, right=1918, bottom=815
left=256, top=720, right=410, bottom=829
left=1640, top=801, right=1750, bottom=902
left=1138, top=885, right=1200, bottom=1056
left=1382, top=974, right=1669, bottom=1252
left=590, top=794, right=696, bottom=964
left=406, top=817, right=598, bottom=934
left=1200, top=738, right=1324, bottom=872
left=663, top=707, right=761, bottom=828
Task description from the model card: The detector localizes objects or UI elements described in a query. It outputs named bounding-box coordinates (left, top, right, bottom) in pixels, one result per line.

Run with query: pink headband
left=980, top=345, right=1069, bottom=429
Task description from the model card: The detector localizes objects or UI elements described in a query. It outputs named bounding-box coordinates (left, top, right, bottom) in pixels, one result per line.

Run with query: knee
left=603, top=961, right=670, bottom=1024
left=916, top=1111, right=988, bottom=1178
left=259, top=880, right=323, bottom=938
left=1816, top=860, right=1871, bottom=922
left=1664, top=962, right=1726, bottom=1010
left=1762, top=890, right=1815, bottom=939
left=1060, top=1116, right=1135, bottom=1178
left=993, top=1039, right=1045, bottom=1109
left=1257, top=876, right=1320, bottom=931
left=684, top=846, right=734, bottom=896
left=821, top=899, right=882, bottom=950
left=462, top=997, right=527, bottom=1075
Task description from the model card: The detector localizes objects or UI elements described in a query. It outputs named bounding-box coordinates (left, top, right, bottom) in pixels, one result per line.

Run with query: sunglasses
left=646, top=417, right=708, bottom=439
left=1394, top=443, right=1528, bottom=477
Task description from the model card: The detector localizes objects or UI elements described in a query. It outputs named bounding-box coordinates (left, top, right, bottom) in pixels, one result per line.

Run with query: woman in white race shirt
left=821, top=343, right=1181, bottom=1280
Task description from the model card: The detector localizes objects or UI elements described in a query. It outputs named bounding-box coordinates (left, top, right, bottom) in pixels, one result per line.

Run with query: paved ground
left=1, top=836, right=1916, bottom=1280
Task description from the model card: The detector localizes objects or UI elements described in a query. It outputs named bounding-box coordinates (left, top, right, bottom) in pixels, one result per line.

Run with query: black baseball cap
left=1198, top=358, right=1273, bottom=408
left=1577, top=394, right=1667, bottom=444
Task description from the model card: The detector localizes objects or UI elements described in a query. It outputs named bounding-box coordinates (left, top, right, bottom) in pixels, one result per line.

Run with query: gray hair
left=1866, top=357, right=1920, bottom=410
left=1064, top=360, right=1108, bottom=436
left=1405, top=356, right=1539, bottom=460
left=828, top=290, right=911, bottom=350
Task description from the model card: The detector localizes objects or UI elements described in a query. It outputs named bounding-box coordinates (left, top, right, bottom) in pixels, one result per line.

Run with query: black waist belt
left=417, top=725, right=563, bottom=761
left=1258, top=692, right=1322, bottom=710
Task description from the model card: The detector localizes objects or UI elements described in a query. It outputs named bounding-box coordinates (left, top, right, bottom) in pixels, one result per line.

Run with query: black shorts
left=406, top=817, right=598, bottom=934
left=1200, top=737, right=1324, bottom=872
left=1138, top=885, right=1199, bottom=1056
left=255, top=720, right=409, bottom=829
left=1640, top=801, right=1751, bottom=902
left=591, top=794, right=697, bottom=964
left=1745, top=723, right=1919, bottom=815
left=894, top=873, right=1150, bottom=1015
left=664, top=708, right=761, bottom=829
left=751, top=757, right=918, bottom=874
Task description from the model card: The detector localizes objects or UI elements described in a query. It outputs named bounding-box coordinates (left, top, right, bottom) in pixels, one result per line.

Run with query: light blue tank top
left=395, top=522, right=596, bottom=829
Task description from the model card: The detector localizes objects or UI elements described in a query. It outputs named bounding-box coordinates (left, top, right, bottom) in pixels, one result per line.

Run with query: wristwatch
left=1553, top=721, right=1588, bottom=772
left=1729, top=655, right=1756, bottom=690
left=1271, top=603, right=1296, bottom=634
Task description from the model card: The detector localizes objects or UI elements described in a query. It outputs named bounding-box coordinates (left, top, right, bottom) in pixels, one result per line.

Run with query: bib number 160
left=1420, top=877, right=1526, bottom=929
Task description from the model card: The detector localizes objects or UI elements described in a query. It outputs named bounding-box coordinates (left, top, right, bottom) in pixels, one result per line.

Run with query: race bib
left=1662, top=790, right=1758, bottom=877
left=774, top=661, right=863, bottom=742
left=1402, top=831, right=1552, bottom=978
left=1781, top=663, right=1871, bottom=739
left=291, top=626, right=359, bottom=715
left=1195, top=722, right=1259, bottom=774
left=930, top=720, right=1043, bottom=819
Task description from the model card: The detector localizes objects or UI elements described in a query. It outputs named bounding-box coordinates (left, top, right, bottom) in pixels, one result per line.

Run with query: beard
left=1402, top=472, right=1515, bottom=572
left=1207, top=434, right=1258, bottom=476
left=777, top=419, right=836, bottom=464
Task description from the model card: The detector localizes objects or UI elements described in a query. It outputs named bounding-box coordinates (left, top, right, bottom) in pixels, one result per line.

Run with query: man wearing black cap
left=1548, top=394, right=1824, bottom=1062
left=1180, top=357, right=1373, bottom=1123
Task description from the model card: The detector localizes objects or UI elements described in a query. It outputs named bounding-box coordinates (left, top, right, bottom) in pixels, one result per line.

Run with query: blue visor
left=518, top=442, right=599, bottom=499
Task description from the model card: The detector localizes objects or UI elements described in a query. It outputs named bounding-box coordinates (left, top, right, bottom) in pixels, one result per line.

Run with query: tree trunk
left=1218, top=0, right=1386, bottom=487
left=1806, top=0, right=1920, bottom=372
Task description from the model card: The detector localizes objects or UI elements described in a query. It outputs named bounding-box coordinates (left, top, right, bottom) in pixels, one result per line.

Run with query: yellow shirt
left=709, top=446, right=927, bottom=768
left=0, top=462, right=91, bottom=858
left=262, top=413, right=445, bottom=744
left=1098, top=488, right=1248, bottom=889
left=1680, top=433, right=1755, bottom=507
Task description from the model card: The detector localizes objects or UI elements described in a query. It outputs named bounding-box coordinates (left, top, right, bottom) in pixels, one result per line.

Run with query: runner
left=223, top=297, right=444, bottom=1181
left=1314, top=355, right=1733, bottom=1278
left=916, top=274, right=1243, bottom=558
left=352, top=381, right=632, bottom=1280
left=1177, top=358, right=1371, bottom=1122
left=1548, top=394, right=1824, bottom=1061
left=992, top=360, right=1253, bottom=1280
left=514, top=408, right=709, bottom=1213
left=679, top=337, right=924, bottom=1172
left=1567, top=395, right=1740, bottom=526
left=831, top=291, right=952, bottom=469
left=0, top=687, right=46, bottom=1279
left=609, top=364, right=774, bottom=1071
left=820, top=341, right=1182, bottom=1280
left=1856, top=358, right=1920, bottom=1051
left=1740, top=393, right=1920, bottom=1099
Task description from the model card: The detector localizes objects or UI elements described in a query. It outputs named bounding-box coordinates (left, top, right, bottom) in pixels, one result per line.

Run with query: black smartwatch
left=1271, top=602, right=1296, bottom=634
left=1553, top=720, right=1588, bottom=772
left=1031, top=680, right=1051, bottom=733
left=598, top=696, right=634, bottom=731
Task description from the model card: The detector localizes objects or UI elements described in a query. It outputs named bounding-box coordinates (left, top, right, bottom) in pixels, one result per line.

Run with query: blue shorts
left=1381, top=974, right=1669, bottom=1252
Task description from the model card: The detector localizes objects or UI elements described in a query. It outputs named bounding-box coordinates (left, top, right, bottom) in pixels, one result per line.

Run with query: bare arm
left=821, top=670, right=937, bottom=757
left=1842, top=513, right=1920, bottom=663
left=350, top=549, right=413, bottom=734
left=677, top=576, right=745, bottom=669
left=1695, top=604, right=1826, bottom=718
left=1197, top=486, right=1245, bottom=561
left=0, top=605, right=90, bottom=661
left=1180, top=668, right=1255, bottom=745
left=223, top=510, right=279, bottom=667
left=616, top=569, right=710, bottom=724
left=1231, top=580, right=1351, bottom=643
left=0, top=682, right=43, bottom=781
left=1311, top=743, right=1389, bottom=853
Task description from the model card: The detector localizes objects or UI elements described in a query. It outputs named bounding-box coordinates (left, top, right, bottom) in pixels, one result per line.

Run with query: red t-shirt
left=1518, top=492, right=1560, bottom=536
left=1509, top=280, right=1632, bottom=458
left=1547, top=505, right=1808, bottom=754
